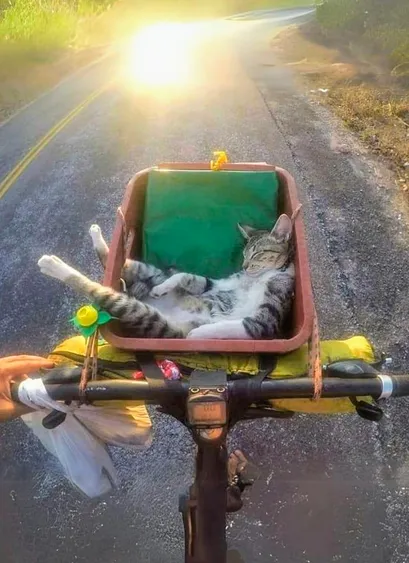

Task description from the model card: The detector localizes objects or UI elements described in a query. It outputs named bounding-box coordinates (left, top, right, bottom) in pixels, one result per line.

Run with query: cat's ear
left=237, top=224, right=258, bottom=240
left=271, top=214, right=292, bottom=241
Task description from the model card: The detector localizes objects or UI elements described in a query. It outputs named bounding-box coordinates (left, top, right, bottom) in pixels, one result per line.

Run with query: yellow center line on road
left=0, top=83, right=110, bottom=201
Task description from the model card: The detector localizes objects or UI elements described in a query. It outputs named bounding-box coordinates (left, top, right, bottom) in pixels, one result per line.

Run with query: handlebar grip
left=391, top=376, right=409, bottom=397
left=10, top=367, right=82, bottom=404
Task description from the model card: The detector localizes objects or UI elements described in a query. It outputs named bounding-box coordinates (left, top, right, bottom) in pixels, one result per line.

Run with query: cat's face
left=238, top=214, right=293, bottom=273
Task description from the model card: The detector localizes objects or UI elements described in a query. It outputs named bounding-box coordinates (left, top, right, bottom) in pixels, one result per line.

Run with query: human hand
left=0, top=356, right=54, bottom=422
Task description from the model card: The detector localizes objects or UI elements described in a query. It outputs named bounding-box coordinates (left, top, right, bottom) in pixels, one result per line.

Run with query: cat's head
left=238, top=214, right=293, bottom=274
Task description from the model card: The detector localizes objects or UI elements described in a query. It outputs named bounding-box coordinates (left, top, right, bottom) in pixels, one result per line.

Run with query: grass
left=329, top=86, right=409, bottom=173
left=0, top=0, right=113, bottom=122
left=271, top=24, right=409, bottom=190
left=0, top=0, right=77, bottom=56
left=316, top=0, right=409, bottom=69
left=311, top=0, right=409, bottom=186
left=0, top=0, right=114, bottom=57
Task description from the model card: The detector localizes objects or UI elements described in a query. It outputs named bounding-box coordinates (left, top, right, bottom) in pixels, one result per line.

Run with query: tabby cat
left=38, top=214, right=295, bottom=340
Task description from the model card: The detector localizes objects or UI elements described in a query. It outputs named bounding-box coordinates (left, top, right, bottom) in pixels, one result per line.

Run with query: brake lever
left=326, top=360, right=384, bottom=422
left=41, top=367, right=87, bottom=429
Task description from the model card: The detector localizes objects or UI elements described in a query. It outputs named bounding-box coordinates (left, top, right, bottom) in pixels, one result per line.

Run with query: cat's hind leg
left=39, top=255, right=86, bottom=285
left=38, top=254, right=130, bottom=309
left=38, top=255, right=185, bottom=338
left=89, top=224, right=109, bottom=268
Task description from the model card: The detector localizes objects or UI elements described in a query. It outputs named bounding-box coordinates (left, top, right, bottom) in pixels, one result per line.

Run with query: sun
left=125, top=23, right=197, bottom=88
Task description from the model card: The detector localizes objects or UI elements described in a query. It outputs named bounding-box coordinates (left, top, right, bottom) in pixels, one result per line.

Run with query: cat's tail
left=38, top=255, right=186, bottom=339
left=95, top=290, right=186, bottom=339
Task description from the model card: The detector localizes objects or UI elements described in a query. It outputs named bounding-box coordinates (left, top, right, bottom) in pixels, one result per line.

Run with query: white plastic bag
left=18, top=378, right=152, bottom=497
left=22, top=411, right=118, bottom=498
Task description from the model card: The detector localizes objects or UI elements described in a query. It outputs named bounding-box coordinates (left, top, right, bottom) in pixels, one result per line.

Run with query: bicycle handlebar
left=10, top=367, right=409, bottom=404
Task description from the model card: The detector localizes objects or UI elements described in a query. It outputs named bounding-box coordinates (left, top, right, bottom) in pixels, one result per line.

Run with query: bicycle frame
left=163, top=369, right=232, bottom=563
left=182, top=440, right=228, bottom=563
left=167, top=370, right=273, bottom=563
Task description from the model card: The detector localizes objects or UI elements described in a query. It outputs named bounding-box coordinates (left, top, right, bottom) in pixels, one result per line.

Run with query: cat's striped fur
left=38, top=215, right=295, bottom=340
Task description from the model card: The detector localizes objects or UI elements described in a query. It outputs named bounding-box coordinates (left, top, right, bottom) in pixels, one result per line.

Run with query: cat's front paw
left=150, top=282, right=171, bottom=298
left=38, top=255, right=73, bottom=281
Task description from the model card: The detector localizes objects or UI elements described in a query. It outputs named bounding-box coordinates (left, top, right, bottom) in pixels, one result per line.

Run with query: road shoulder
left=270, top=22, right=409, bottom=192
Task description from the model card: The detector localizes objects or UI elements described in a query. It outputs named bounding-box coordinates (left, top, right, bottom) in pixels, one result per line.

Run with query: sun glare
left=125, top=23, right=198, bottom=88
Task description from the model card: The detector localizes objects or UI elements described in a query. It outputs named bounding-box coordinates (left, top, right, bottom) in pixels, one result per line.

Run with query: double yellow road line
left=0, top=84, right=108, bottom=200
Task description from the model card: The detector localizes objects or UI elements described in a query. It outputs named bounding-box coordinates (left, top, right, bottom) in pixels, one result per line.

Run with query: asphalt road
left=1, top=7, right=409, bottom=563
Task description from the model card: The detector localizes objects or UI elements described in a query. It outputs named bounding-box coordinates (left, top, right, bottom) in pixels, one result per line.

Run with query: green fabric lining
left=142, top=169, right=279, bottom=278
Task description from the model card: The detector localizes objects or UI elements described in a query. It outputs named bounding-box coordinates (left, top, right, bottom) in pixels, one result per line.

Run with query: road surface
left=1, top=7, right=409, bottom=563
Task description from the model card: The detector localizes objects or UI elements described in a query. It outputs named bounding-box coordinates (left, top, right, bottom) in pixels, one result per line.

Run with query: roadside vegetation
left=272, top=0, right=409, bottom=191
left=316, top=0, right=409, bottom=71
left=0, top=0, right=112, bottom=54
left=0, top=0, right=115, bottom=122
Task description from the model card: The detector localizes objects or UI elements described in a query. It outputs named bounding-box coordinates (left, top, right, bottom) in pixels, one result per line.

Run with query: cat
left=38, top=214, right=295, bottom=340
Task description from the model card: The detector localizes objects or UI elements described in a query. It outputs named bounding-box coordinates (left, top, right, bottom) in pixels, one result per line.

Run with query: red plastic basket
left=101, top=162, right=314, bottom=354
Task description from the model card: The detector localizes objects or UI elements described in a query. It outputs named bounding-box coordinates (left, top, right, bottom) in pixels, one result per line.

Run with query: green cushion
left=142, top=169, right=279, bottom=279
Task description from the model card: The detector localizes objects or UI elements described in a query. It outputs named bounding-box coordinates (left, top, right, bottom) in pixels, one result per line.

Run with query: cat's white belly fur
left=144, top=269, right=285, bottom=326
left=144, top=294, right=211, bottom=325
left=227, top=280, right=268, bottom=319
